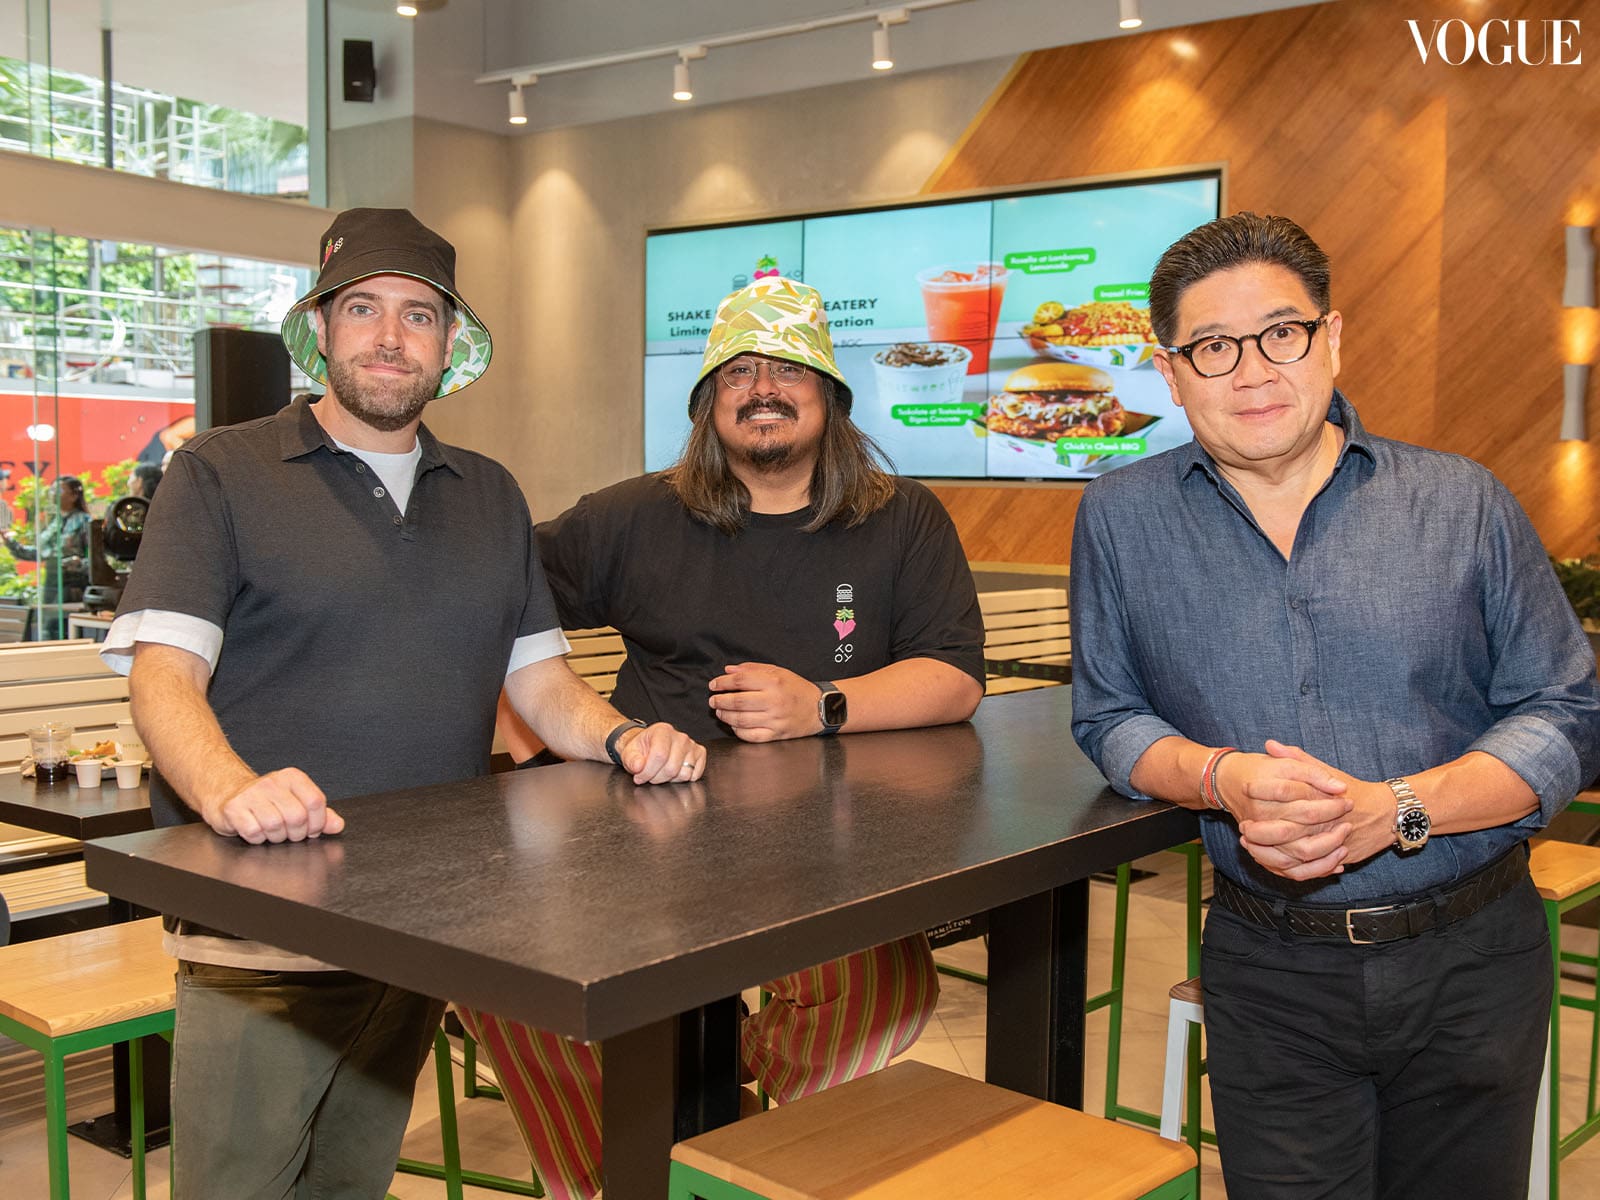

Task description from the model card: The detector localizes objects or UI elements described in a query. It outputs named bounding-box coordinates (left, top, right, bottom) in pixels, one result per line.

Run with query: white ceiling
left=0, top=0, right=1334, bottom=135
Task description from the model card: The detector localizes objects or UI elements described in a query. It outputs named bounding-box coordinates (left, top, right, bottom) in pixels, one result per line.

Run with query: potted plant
left=1549, top=553, right=1600, bottom=658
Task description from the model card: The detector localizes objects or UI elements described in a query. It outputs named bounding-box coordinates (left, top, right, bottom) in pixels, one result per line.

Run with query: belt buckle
left=1344, top=903, right=1399, bottom=945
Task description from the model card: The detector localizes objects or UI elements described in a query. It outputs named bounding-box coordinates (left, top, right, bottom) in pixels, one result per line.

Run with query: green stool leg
left=44, top=1045, right=70, bottom=1200
left=394, top=1029, right=544, bottom=1197
left=1099, top=861, right=1132, bottom=1117
left=462, top=1030, right=480, bottom=1098
left=131, top=1035, right=147, bottom=1200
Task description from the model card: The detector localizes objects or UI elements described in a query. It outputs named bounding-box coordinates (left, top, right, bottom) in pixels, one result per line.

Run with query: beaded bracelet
left=1199, top=746, right=1238, bottom=814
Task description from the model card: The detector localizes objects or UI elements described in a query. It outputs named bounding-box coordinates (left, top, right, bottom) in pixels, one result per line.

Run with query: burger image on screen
left=986, top=363, right=1126, bottom=441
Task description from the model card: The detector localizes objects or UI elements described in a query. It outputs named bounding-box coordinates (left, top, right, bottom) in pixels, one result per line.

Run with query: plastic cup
left=114, top=760, right=142, bottom=789
left=28, top=722, right=74, bottom=784
left=74, top=759, right=104, bottom=787
left=916, top=264, right=1008, bottom=374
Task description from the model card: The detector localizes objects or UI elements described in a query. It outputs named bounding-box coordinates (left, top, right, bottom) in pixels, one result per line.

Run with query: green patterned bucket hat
left=693, top=277, right=853, bottom=414
left=280, top=208, right=492, bottom=398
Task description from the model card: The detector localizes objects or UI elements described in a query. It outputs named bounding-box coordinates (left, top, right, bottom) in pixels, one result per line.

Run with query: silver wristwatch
left=1386, top=777, right=1430, bottom=852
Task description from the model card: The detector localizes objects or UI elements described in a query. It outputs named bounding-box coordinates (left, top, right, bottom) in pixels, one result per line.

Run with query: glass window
left=0, top=224, right=311, bottom=638
left=0, top=0, right=312, bottom=199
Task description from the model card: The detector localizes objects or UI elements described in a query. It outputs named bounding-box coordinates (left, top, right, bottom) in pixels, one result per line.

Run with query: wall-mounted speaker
left=192, top=328, right=292, bottom=433
left=343, top=39, right=376, bottom=103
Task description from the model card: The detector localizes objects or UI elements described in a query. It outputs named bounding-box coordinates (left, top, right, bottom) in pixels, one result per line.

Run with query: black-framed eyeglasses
left=718, top=358, right=811, bottom=390
left=1162, top=316, right=1327, bottom=378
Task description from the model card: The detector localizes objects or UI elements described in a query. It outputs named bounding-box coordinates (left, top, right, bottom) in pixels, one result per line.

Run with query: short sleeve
left=114, top=448, right=240, bottom=628
left=888, top=484, right=986, bottom=687
left=535, top=493, right=608, bottom=631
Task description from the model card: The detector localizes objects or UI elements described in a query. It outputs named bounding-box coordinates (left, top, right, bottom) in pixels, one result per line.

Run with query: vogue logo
left=1406, top=18, right=1581, bottom=65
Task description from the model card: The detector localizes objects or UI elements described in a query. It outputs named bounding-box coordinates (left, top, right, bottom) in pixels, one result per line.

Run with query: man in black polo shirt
left=101, top=208, right=702, bottom=1200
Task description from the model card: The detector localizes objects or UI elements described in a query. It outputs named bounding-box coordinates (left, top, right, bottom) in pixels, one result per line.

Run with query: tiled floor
left=4, top=855, right=1598, bottom=1198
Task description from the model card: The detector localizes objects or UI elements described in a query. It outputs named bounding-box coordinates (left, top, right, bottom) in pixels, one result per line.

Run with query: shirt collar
left=1178, top=388, right=1375, bottom=484
left=277, top=394, right=464, bottom=477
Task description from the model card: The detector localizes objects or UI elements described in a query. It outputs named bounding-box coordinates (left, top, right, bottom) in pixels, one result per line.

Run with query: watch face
left=821, top=690, right=848, bottom=727
left=1397, top=807, right=1431, bottom=844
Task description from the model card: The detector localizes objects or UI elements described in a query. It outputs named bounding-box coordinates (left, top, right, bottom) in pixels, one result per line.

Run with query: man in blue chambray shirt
left=1071, top=213, right=1600, bottom=1200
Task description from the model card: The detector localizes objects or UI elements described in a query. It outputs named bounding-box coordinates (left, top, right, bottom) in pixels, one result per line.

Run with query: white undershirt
left=332, top=433, right=423, bottom=514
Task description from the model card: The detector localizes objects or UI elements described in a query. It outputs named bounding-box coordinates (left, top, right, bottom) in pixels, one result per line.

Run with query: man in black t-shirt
left=102, top=209, right=702, bottom=1200
left=459, top=277, right=986, bottom=1200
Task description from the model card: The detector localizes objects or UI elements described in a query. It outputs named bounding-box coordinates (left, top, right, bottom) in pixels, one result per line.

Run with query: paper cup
left=115, top=718, right=146, bottom=762
left=871, top=343, right=973, bottom=408
left=74, top=759, right=104, bottom=787
left=114, top=760, right=142, bottom=789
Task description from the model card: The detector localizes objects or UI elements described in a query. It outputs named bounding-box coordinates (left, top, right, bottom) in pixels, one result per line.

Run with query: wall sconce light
left=1565, top=225, right=1597, bottom=308
left=1119, top=0, right=1143, bottom=30
left=673, top=47, right=706, bottom=102
left=873, top=10, right=909, bottom=71
left=1561, top=225, right=1596, bottom=440
left=1563, top=363, right=1589, bottom=442
left=507, top=74, right=533, bottom=125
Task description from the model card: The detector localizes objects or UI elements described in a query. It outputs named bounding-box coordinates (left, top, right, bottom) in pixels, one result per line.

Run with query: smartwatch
left=816, top=681, right=847, bottom=735
left=1387, top=777, right=1431, bottom=852
left=605, top=718, right=647, bottom=767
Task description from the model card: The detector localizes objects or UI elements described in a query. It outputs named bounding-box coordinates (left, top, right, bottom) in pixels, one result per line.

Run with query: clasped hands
left=1216, top=741, right=1397, bottom=881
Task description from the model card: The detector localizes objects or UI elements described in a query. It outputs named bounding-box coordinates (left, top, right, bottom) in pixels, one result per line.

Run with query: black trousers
left=1202, top=872, right=1552, bottom=1200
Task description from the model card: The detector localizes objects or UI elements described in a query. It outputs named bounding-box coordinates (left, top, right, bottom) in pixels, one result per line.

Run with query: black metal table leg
left=984, top=877, right=1089, bottom=1107
left=601, top=995, right=740, bottom=1199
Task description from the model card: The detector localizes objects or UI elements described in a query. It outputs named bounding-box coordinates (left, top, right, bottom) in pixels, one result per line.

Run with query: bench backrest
left=0, top=641, right=127, bottom=771
left=978, top=587, right=1070, bottom=695
left=566, top=627, right=624, bottom=699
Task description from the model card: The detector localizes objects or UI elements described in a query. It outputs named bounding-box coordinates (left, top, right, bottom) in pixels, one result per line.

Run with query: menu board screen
left=644, top=170, right=1221, bottom=480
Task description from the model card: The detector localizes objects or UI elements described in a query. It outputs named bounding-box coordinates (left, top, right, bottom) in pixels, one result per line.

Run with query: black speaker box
left=192, top=328, right=292, bottom=433
left=343, top=39, right=376, bottom=103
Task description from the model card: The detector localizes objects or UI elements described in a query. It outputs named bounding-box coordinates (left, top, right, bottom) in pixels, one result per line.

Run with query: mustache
left=736, top=398, right=798, bottom=423
left=355, top=349, right=417, bottom=372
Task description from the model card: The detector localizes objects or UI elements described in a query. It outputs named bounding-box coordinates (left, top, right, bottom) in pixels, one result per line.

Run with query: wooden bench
left=564, top=626, right=624, bottom=699
left=0, top=917, right=175, bottom=1200
left=979, top=587, right=1070, bottom=695
left=0, top=641, right=126, bottom=932
left=669, top=1059, right=1197, bottom=1199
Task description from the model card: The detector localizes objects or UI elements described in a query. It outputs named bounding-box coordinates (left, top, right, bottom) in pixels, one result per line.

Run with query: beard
left=730, top=398, right=806, bottom=471
left=324, top=350, right=442, bottom=433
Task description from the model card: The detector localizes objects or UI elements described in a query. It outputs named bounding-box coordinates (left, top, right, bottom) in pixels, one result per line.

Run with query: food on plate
left=68, top=740, right=118, bottom=760
left=986, top=363, right=1125, bottom=441
left=1021, top=300, right=1155, bottom=346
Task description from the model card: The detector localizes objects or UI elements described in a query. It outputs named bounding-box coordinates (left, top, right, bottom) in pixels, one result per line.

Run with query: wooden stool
left=0, top=918, right=175, bottom=1200
left=1529, top=838, right=1600, bottom=1200
left=669, top=1060, right=1198, bottom=1199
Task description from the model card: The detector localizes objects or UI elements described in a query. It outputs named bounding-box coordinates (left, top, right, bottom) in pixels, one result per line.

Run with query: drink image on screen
left=916, top=263, right=1008, bottom=374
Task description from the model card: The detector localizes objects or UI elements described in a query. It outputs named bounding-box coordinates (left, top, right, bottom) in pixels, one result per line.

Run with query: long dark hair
left=663, top=372, right=896, bottom=535
left=57, top=476, right=87, bottom=515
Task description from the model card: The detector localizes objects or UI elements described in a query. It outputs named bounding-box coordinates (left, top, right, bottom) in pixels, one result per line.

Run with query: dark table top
left=0, top=769, right=152, bottom=839
left=86, top=687, right=1195, bottom=1042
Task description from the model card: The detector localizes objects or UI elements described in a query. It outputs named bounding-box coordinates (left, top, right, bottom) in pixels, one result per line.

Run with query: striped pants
left=456, top=933, right=939, bottom=1200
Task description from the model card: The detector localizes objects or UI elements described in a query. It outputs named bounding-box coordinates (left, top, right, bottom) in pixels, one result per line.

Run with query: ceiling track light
left=873, top=9, right=909, bottom=71
left=673, top=46, right=705, bottom=102
left=1118, top=0, right=1143, bottom=30
left=507, top=73, right=533, bottom=125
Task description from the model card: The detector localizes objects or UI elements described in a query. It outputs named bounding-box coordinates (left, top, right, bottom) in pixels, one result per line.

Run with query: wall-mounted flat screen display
left=644, top=169, right=1222, bottom=480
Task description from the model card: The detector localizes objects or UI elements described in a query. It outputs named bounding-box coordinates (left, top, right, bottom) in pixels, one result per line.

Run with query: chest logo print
left=833, top=583, right=856, bottom=662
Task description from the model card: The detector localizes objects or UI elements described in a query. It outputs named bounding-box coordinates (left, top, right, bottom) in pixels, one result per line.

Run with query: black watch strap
left=605, top=718, right=647, bottom=767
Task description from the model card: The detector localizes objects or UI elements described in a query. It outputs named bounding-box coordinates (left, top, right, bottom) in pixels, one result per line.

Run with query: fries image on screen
left=1021, top=300, right=1155, bottom=347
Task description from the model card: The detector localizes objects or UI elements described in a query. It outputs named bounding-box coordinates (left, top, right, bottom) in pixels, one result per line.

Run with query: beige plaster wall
left=428, top=57, right=1013, bottom=520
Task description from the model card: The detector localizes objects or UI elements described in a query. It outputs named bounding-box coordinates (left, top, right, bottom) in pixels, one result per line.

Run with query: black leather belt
left=1211, top=848, right=1528, bottom=945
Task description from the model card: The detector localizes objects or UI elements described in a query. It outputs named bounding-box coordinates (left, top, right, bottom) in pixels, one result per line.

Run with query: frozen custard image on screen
left=643, top=167, right=1221, bottom=481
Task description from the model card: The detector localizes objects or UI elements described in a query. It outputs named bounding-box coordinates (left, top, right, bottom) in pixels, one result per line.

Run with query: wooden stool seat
left=1168, top=976, right=1203, bottom=1006
left=671, top=1061, right=1196, bottom=1200
left=0, top=916, right=173, bottom=1037
left=1529, top=839, right=1600, bottom=902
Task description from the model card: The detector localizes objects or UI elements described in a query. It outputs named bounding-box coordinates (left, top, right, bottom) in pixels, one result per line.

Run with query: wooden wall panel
left=925, top=0, right=1600, bottom=562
